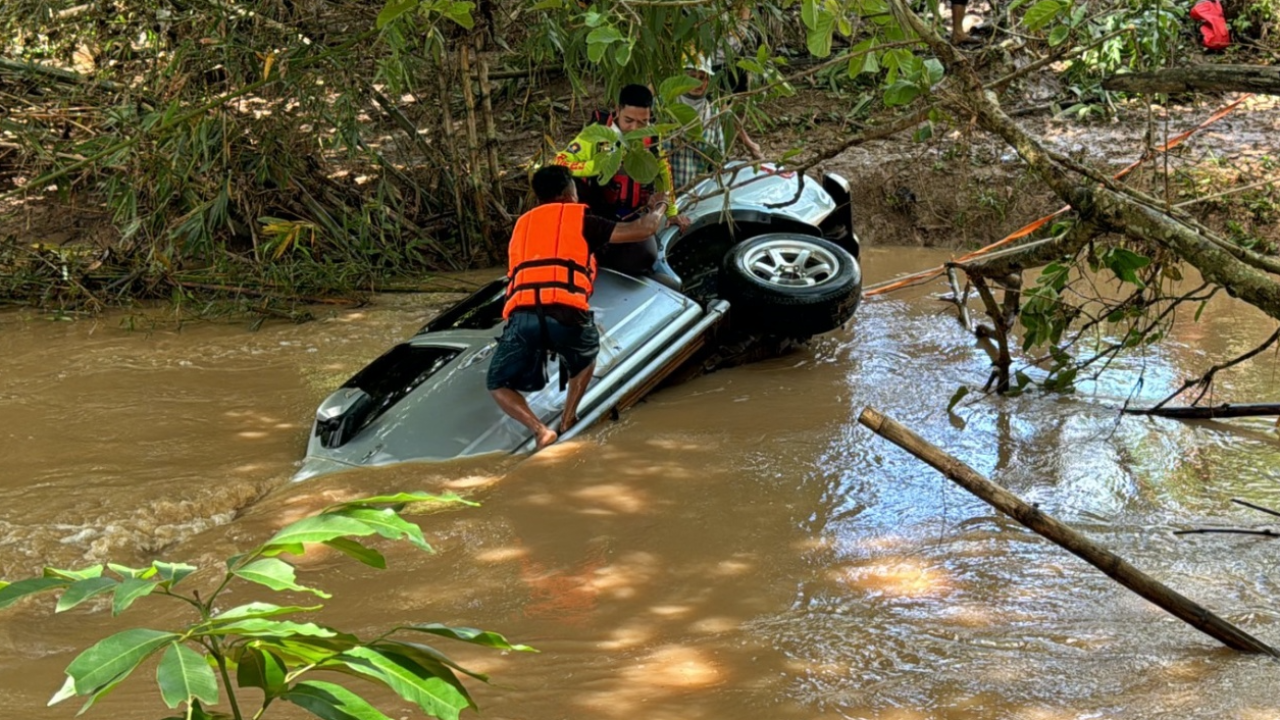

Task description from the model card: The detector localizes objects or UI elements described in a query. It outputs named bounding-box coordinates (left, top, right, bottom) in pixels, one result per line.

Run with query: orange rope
left=864, top=94, right=1257, bottom=298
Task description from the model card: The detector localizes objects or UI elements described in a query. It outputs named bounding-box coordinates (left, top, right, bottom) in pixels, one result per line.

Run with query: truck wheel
left=720, top=233, right=862, bottom=338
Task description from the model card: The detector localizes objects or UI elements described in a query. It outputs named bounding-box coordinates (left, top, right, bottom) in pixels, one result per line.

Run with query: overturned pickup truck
left=294, top=164, right=862, bottom=481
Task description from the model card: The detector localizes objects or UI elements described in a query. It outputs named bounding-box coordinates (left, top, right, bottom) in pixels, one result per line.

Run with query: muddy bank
left=802, top=94, right=1280, bottom=251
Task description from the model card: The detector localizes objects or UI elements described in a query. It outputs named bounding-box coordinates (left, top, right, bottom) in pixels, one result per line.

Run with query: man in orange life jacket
left=487, top=165, right=669, bottom=450
left=553, top=84, right=689, bottom=286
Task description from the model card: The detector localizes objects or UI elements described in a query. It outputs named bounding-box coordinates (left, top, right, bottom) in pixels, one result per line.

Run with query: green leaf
left=577, top=124, right=620, bottom=145
left=282, top=680, right=395, bottom=720
left=622, top=147, right=662, bottom=185
left=237, top=646, right=288, bottom=698
left=157, top=642, right=219, bottom=709
left=801, top=0, right=817, bottom=27
left=923, top=58, right=945, bottom=85
left=376, top=0, right=417, bottom=28
left=56, top=577, right=118, bottom=613
left=947, top=386, right=970, bottom=412
left=263, top=514, right=381, bottom=550
left=594, top=146, right=624, bottom=184
left=374, top=640, right=488, bottom=682
left=113, top=577, right=158, bottom=615
left=153, top=561, right=197, bottom=589
left=0, top=577, right=70, bottom=610
left=1022, top=0, right=1066, bottom=30
left=806, top=10, right=836, bottom=58
left=339, top=647, right=472, bottom=720
left=66, top=628, right=179, bottom=695
left=399, top=623, right=536, bottom=652
left=442, top=1, right=474, bottom=29
left=212, top=602, right=322, bottom=622
left=882, top=80, right=920, bottom=107
left=585, top=25, right=623, bottom=45
left=658, top=74, right=703, bottom=104
left=44, top=565, right=104, bottom=581
left=323, top=538, right=387, bottom=569
left=1048, top=24, right=1070, bottom=45
left=233, top=558, right=331, bottom=598
left=613, top=42, right=632, bottom=67
left=338, top=508, right=430, bottom=551
left=159, top=698, right=233, bottom=720
left=666, top=102, right=698, bottom=128
left=207, top=619, right=341, bottom=639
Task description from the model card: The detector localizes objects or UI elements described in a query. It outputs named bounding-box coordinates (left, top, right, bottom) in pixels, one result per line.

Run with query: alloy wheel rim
left=743, top=239, right=840, bottom=287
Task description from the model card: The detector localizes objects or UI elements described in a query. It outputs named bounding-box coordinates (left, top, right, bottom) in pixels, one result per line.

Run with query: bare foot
left=534, top=426, right=558, bottom=450
left=558, top=414, right=577, bottom=434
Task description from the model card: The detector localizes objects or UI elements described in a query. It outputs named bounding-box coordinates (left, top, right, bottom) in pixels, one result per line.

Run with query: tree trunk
left=1102, top=65, right=1280, bottom=95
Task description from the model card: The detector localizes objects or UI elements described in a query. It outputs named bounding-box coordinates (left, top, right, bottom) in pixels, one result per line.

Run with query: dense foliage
left=0, top=491, right=533, bottom=720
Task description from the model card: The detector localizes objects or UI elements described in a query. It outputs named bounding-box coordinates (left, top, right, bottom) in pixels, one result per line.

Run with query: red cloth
left=1190, top=0, right=1231, bottom=50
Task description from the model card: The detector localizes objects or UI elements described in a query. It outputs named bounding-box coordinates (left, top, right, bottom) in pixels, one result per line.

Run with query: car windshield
left=343, top=344, right=460, bottom=430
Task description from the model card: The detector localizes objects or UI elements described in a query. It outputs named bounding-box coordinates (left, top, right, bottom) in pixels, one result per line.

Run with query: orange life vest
left=502, top=203, right=597, bottom=319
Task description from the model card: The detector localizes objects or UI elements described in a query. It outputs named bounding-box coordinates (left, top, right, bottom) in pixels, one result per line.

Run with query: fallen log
left=1102, top=65, right=1280, bottom=95
left=1122, top=403, right=1280, bottom=419
left=858, top=406, right=1279, bottom=656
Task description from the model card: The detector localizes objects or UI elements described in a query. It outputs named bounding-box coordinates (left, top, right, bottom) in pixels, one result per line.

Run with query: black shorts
left=485, top=310, right=600, bottom=392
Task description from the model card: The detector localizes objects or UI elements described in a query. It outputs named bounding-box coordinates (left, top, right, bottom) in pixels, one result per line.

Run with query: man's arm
left=608, top=199, right=668, bottom=243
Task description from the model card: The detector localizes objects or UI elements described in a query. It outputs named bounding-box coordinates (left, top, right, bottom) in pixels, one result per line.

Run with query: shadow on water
left=2, top=249, right=1279, bottom=719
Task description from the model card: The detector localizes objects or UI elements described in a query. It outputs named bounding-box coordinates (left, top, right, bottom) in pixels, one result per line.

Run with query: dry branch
left=858, top=406, right=1279, bottom=656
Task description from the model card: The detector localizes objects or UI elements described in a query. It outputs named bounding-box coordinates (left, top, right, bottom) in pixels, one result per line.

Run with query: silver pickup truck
left=294, top=164, right=862, bottom=481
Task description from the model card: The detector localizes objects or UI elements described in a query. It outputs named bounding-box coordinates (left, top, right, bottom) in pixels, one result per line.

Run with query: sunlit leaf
left=157, top=642, right=219, bottom=709
left=263, top=514, right=380, bottom=549
left=585, top=25, right=623, bottom=45
left=43, top=565, right=104, bottom=581
left=0, top=577, right=70, bottom=610
left=152, top=561, right=197, bottom=589
left=282, top=680, right=395, bottom=720
left=48, top=675, right=76, bottom=706
left=66, top=628, right=179, bottom=695
left=337, top=508, right=430, bottom=551
left=56, top=577, right=118, bottom=613
left=207, top=618, right=342, bottom=639
left=339, top=647, right=472, bottom=720
left=233, top=559, right=331, bottom=598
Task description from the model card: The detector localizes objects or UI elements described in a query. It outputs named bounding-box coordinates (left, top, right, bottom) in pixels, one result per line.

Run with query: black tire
left=720, top=233, right=862, bottom=338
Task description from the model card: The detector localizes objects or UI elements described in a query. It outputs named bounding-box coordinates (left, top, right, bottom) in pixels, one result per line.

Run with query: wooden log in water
left=1122, top=403, right=1280, bottom=419
left=857, top=406, right=1279, bottom=656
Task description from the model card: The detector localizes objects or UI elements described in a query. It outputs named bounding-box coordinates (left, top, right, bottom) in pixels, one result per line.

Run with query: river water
left=1, top=247, right=1278, bottom=719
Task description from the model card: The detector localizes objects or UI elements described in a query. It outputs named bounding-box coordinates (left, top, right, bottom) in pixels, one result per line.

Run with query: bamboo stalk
left=475, top=45, right=512, bottom=227
left=457, top=43, right=493, bottom=259
left=857, top=406, right=1279, bottom=656
left=435, top=52, right=470, bottom=262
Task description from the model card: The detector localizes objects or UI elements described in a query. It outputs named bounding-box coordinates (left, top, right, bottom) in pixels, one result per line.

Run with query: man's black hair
left=617, top=84, right=654, bottom=110
left=531, top=165, right=574, bottom=202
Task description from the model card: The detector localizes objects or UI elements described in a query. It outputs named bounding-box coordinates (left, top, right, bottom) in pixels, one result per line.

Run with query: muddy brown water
left=2, top=248, right=1279, bottom=719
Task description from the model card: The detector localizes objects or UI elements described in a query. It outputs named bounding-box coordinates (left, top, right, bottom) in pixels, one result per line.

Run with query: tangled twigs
left=1173, top=498, right=1280, bottom=539
left=1145, top=326, right=1280, bottom=411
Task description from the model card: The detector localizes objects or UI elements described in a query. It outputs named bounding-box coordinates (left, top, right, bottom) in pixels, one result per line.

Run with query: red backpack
left=1189, top=0, right=1230, bottom=51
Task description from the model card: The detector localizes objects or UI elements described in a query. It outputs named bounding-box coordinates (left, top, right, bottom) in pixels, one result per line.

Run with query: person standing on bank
left=487, top=165, right=670, bottom=450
